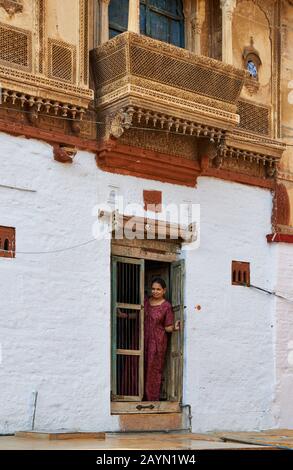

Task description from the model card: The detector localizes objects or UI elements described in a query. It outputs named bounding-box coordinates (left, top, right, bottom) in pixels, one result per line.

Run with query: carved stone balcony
left=91, top=32, right=285, bottom=187
left=0, top=67, right=94, bottom=120
left=91, top=32, right=246, bottom=135
left=0, top=15, right=93, bottom=120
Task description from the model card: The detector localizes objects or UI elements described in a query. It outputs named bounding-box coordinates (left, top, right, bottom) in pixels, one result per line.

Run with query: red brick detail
left=0, top=226, right=15, bottom=258
left=0, top=118, right=99, bottom=152
left=0, top=117, right=276, bottom=190
left=273, top=183, right=291, bottom=227
left=143, top=190, right=162, bottom=212
left=202, top=167, right=274, bottom=190
left=231, top=261, right=250, bottom=286
left=266, top=233, right=293, bottom=243
left=53, top=144, right=76, bottom=163
left=96, top=141, right=201, bottom=187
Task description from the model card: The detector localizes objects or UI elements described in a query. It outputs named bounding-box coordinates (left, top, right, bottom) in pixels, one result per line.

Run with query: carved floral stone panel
left=0, top=0, right=23, bottom=16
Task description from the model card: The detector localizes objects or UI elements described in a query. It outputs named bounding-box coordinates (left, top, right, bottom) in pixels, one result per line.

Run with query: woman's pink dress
left=144, top=296, right=174, bottom=401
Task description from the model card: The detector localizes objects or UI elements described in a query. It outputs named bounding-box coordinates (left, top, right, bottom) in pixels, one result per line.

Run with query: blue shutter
left=149, top=10, right=169, bottom=43
left=108, top=0, right=184, bottom=47
left=144, top=0, right=184, bottom=48
left=140, top=2, right=147, bottom=35
left=109, top=0, right=129, bottom=37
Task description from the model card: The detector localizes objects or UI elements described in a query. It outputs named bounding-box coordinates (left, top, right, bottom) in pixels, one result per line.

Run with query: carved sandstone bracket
left=198, top=135, right=232, bottom=170
left=26, top=107, right=40, bottom=128
left=198, top=138, right=218, bottom=170
left=199, top=133, right=279, bottom=178
left=53, top=144, right=77, bottom=164
left=0, top=0, right=23, bottom=16
left=215, top=144, right=278, bottom=176
left=103, top=106, right=225, bottom=142
left=104, top=107, right=135, bottom=139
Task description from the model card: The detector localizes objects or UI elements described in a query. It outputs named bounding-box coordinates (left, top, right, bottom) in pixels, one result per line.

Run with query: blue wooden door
left=109, top=0, right=184, bottom=47
left=140, top=0, right=184, bottom=47
left=109, top=0, right=129, bottom=38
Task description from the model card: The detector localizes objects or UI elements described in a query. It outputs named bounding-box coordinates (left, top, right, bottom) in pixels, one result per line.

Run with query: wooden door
left=166, top=259, right=185, bottom=402
left=140, top=0, right=185, bottom=47
left=111, top=256, right=145, bottom=401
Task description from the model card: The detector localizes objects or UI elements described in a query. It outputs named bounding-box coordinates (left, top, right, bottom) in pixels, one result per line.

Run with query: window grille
left=232, top=261, right=250, bottom=286
left=0, top=22, right=31, bottom=71
left=48, top=39, right=76, bottom=83
left=0, top=226, right=15, bottom=258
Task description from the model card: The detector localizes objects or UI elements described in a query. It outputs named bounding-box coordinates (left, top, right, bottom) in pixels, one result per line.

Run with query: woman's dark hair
left=151, top=277, right=166, bottom=289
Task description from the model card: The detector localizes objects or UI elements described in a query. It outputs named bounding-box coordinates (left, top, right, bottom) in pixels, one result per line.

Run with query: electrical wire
left=246, top=283, right=293, bottom=304
left=1, top=104, right=293, bottom=147
left=2, top=243, right=293, bottom=304
left=0, top=238, right=98, bottom=255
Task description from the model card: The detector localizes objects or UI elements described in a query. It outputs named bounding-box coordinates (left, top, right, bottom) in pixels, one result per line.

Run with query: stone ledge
left=119, top=413, right=184, bottom=432
left=15, top=431, right=105, bottom=440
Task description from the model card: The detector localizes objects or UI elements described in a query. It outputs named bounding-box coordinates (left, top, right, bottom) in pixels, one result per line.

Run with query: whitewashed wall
left=0, top=133, right=280, bottom=433
left=0, top=134, right=116, bottom=433
left=184, top=178, right=278, bottom=432
left=273, top=243, right=293, bottom=429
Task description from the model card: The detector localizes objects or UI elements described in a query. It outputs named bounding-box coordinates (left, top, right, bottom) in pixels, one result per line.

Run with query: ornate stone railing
left=92, top=32, right=285, bottom=182
left=0, top=64, right=93, bottom=120
left=0, top=13, right=93, bottom=119
left=90, top=32, right=246, bottom=132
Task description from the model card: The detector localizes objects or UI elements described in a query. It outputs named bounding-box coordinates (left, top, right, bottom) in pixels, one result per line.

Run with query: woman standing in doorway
left=144, top=278, right=180, bottom=401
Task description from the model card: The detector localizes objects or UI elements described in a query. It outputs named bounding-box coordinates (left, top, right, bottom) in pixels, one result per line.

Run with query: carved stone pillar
left=128, top=0, right=140, bottom=34
left=183, top=0, right=192, bottom=51
left=189, top=0, right=204, bottom=55
left=100, top=0, right=110, bottom=44
left=220, top=0, right=236, bottom=64
left=191, top=17, right=201, bottom=54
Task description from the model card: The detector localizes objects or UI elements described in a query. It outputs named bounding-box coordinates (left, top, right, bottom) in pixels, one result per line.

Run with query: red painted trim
left=143, top=190, right=162, bottom=212
left=202, top=168, right=274, bottom=190
left=266, top=233, right=293, bottom=243
left=0, top=118, right=276, bottom=190
left=0, top=118, right=99, bottom=152
left=97, top=141, right=201, bottom=187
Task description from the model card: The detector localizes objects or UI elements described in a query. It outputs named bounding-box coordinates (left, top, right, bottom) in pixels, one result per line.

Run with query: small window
left=0, top=226, right=15, bottom=258
left=243, top=37, right=261, bottom=80
left=247, top=60, right=258, bottom=78
left=232, top=261, right=250, bottom=286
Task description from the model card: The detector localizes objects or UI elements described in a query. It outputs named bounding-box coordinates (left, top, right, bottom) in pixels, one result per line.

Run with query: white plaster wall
left=0, top=133, right=116, bottom=433
left=0, top=132, right=279, bottom=433
left=184, top=178, right=277, bottom=432
left=273, top=244, right=293, bottom=429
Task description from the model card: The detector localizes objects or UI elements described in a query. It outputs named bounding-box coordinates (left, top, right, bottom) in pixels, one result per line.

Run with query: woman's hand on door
left=174, top=320, right=180, bottom=331
left=117, top=309, right=137, bottom=320
left=165, top=320, right=180, bottom=333
left=117, top=308, right=128, bottom=319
